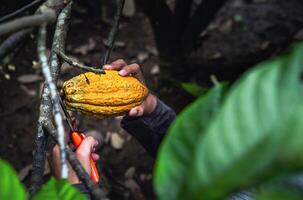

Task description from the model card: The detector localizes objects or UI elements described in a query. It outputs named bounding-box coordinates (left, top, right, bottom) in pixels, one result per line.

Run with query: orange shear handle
left=71, top=132, right=100, bottom=184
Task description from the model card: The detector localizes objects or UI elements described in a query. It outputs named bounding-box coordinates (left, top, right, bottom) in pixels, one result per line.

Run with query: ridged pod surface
left=63, top=70, right=149, bottom=118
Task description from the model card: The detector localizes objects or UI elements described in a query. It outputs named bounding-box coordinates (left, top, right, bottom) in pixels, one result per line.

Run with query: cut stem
left=55, top=50, right=105, bottom=74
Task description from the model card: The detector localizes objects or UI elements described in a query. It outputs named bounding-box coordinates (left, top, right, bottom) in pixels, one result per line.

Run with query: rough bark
left=29, top=1, right=71, bottom=196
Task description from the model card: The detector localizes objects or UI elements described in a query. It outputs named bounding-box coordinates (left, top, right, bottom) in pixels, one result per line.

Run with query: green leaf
left=154, top=42, right=303, bottom=200
left=256, top=186, right=303, bottom=200
left=190, top=43, right=303, bottom=199
left=180, top=82, right=208, bottom=97
left=154, top=84, right=225, bottom=200
left=33, top=177, right=87, bottom=200
left=0, top=159, right=26, bottom=200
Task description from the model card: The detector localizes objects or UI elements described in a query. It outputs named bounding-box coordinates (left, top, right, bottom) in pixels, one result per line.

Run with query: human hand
left=49, top=136, right=99, bottom=184
left=103, top=59, right=157, bottom=117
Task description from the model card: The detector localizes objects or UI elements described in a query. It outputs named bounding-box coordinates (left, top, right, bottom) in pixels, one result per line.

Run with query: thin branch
left=49, top=3, right=71, bottom=81
left=102, top=0, right=125, bottom=65
left=55, top=50, right=105, bottom=74
left=0, top=39, right=25, bottom=68
left=0, top=0, right=46, bottom=23
left=0, top=28, right=32, bottom=61
left=0, top=12, right=56, bottom=36
left=0, top=0, right=71, bottom=61
left=37, top=24, right=68, bottom=178
left=30, top=2, right=72, bottom=195
left=44, top=124, right=106, bottom=200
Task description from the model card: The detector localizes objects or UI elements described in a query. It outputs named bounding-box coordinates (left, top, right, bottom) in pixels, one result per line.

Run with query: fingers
left=103, top=59, right=145, bottom=84
left=76, top=136, right=98, bottom=174
left=49, top=145, right=61, bottom=179
left=76, top=136, right=98, bottom=157
left=103, top=59, right=127, bottom=70
left=119, top=63, right=145, bottom=83
left=127, top=94, right=157, bottom=117
left=118, top=63, right=139, bottom=75
left=50, top=136, right=100, bottom=183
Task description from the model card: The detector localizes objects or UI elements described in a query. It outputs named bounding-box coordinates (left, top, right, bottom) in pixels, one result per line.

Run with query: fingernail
left=119, top=69, right=127, bottom=76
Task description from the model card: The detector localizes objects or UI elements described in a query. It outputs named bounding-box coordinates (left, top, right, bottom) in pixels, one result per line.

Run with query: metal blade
left=58, top=94, right=75, bottom=132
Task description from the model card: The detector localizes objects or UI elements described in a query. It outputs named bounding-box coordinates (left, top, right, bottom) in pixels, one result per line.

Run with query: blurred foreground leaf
left=155, top=83, right=225, bottom=200
left=191, top=43, right=303, bottom=199
left=33, top=177, right=87, bottom=200
left=155, top=43, right=303, bottom=200
left=0, top=159, right=27, bottom=200
left=256, top=187, right=303, bottom=200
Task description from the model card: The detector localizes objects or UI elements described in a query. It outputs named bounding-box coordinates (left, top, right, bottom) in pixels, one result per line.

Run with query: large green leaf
left=190, top=43, right=303, bottom=199
left=154, top=43, right=303, bottom=200
left=154, top=84, right=225, bottom=200
left=256, top=190, right=303, bottom=200
left=255, top=185, right=303, bottom=200
left=33, top=178, right=87, bottom=200
left=0, top=159, right=26, bottom=200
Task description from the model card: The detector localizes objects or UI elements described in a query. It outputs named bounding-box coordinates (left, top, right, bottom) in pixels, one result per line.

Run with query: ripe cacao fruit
left=63, top=70, right=149, bottom=118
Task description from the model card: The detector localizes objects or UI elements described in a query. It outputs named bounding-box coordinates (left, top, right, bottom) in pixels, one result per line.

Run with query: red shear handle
left=89, top=157, right=100, bottom=183
left=71, top=132, right=100, bottom=183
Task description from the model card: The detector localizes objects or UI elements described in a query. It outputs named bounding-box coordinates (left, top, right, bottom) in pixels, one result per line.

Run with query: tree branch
left=0, top=12, right=56, bottom=36
left=183, top=0, right=228, bottom=53
left=44, top=124, right=106, bottom=200
left=29, top=123, right=48, bottom=196
left=48, top=3, right=71, bottom=81
left=0, top=0, right=46, bottom=23
left=0, top=28, right=32, bottom=61
left=36, top=7, right=105, bottom=198
left=55, top=50, right=105, bottom=74
left=0, top=0, right=71, bottom=60
left=38, top=23, right=68, bottom=178
left=30, top=2, right=72, bottom=196
left=102, top=0, right=125, bottom=65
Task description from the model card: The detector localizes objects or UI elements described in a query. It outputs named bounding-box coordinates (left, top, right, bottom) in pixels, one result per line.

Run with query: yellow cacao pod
left=63, top=70, right=149, bottom=118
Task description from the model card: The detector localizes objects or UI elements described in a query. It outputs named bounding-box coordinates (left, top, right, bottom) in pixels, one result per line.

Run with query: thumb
left=77, top=136, right=98, bottom=156
left=76, top=136, right=98, bottom=174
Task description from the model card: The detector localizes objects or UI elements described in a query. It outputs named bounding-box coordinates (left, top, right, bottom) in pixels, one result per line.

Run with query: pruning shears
left=59, top=97, right=100, bottom=184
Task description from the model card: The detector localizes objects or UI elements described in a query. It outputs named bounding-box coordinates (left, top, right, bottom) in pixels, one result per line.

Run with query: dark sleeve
left=121, top=98, right=176, bottom=158
left=73, top=183, right=91, bottom=199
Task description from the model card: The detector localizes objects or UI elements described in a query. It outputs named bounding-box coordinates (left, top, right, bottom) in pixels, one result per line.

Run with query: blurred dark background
left=0, top=0, right=303, bottom=199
